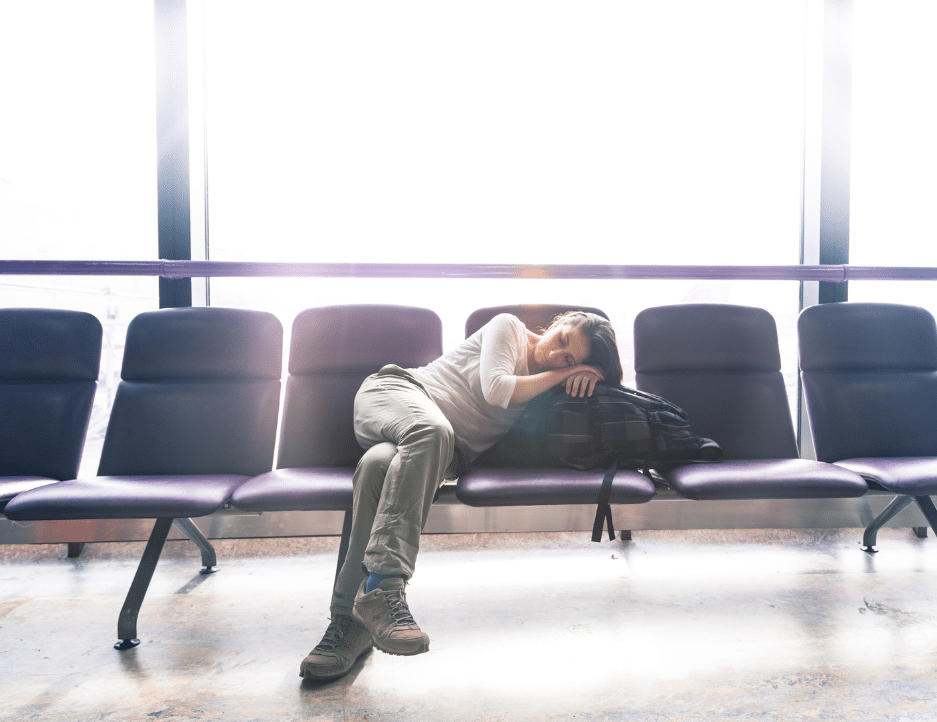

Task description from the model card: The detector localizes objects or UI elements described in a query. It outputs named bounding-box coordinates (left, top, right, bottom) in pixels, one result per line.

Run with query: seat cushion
left=231, top=468, right=354, bottom=512
left=290, top=305, right=443, bottom=375
left=635, top=304, right=782, bottom=373
left=636, top=372, right=799, bottom=460
left=835, top=457, right=937, bottom=496
left=798, top=303, right=937, bottom=372
left=801, top=371, right=937, bottom=461
left=634, top=305, right=801, bottom=461
left=456, top=467, right=656, bottom=507
left=98, top=379, right=281, bottom=478
left=276, top=305, right=443, bottom=470
left=0, top=477, right=59, bottom=512
left=0, top=380, right=97, bottom=479
left=0, top=308, right=102, bottom=381
left=663, top=459, right=868, bottom=500
left=276, top=375, right=368, bottom=469
left=3, top=475, right=250, bottom=520
left=121, top=307, right=282, bottom=381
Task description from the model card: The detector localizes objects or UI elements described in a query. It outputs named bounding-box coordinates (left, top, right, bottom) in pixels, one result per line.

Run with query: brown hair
left=547, top=311, right=624, bottom=386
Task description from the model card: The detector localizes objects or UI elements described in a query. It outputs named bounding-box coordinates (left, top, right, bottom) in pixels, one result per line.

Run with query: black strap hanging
left=591, top=463, right=618, bottom=542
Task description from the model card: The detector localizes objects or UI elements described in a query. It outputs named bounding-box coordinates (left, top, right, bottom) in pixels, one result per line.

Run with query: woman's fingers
left=565, top=371, right=601, bottom=397
left=585, top=373, right=598, bottom=396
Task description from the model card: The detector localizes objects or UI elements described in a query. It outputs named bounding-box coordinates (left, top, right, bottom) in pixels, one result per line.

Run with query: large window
left=0, top=1, right=814, bottom=471
left=201, top=0, right=807, bottom=403
left=849, top=0, right=937, bottom=312
left=0, top=0, right=159, bottom=474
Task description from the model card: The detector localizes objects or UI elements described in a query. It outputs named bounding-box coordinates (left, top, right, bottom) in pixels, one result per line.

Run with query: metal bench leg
left=335, top=509, right=353, bottom=584
left=115, top=517, right=174, bottom=650
left=914, top=496, right=937, bottom=537
left=862, top=495, right=913, bottom=553
left=173, top=517, right=218, bottom=573
left=67, top=542, right=85, bottom=558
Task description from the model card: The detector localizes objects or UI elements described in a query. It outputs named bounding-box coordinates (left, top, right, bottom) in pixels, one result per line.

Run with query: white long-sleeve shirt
left=409, top=313, right=529, bottom=461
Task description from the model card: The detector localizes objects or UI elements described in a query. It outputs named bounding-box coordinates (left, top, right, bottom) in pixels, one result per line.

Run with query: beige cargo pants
left=330, top=365, right=461, bottom=617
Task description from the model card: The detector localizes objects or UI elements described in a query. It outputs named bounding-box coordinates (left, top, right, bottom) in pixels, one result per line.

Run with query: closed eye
left=560, top=331, right=573, bottom=366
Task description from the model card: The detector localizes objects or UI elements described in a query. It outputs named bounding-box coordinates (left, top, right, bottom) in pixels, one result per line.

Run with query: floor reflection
left=2, top=527, right=937, bottom=721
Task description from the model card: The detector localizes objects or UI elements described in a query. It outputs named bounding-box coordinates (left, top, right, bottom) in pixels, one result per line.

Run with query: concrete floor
left=2, top=527, right=937, bottom=722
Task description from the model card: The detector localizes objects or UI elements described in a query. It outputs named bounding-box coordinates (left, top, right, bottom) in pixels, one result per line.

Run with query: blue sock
left=365, top=573, right=396, bottom=594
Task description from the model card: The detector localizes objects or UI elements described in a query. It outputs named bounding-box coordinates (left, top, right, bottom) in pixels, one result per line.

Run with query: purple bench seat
left=0, top=309, right=102, bottom=513
left=799, top=302, right=937, bottom=551
left=229, top=305, right=444, bottom=576
left=634, top=304, right=868, bottom=503
left=232, top=468, right=357, bottom=513
left=5, top=307, right=283, bottom=648
left=456, top=305, right=657, bottom=539
left=8, top=475, right=251, bottom=520
left=2, top=478, right=69, bottom=513
left=456, top=467, right=655, bottom=507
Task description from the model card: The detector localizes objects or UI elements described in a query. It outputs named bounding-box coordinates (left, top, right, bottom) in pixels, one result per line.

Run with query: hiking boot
left=352, top=577, right=430, bottom=656
left=299, top=614, right=373, bottom=682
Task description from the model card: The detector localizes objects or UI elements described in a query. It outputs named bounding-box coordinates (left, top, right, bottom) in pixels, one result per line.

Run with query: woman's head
left=542, top=311, right=624, bottom=386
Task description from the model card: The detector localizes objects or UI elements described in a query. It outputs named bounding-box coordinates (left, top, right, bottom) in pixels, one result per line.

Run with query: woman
left=300, top=310, right=623, bottom=682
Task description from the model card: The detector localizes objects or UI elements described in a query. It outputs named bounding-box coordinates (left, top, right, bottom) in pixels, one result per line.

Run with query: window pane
left=204, top=0, right=805, bottom=265
left=849, top=0, right=937, bottom=313
left=203, top=0, right=806, bottom=415
left=0, top=0, right=159, bottom=475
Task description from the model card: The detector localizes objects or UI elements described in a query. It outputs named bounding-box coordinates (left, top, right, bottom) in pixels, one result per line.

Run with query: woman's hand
left=510, top=364, right=604, bottom=405
left=564, top=365, right=604, bottom=398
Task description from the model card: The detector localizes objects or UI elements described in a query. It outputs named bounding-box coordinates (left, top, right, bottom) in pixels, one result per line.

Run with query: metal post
left=155, top=0, right=192, bottom=309
left=818, top=0, right=853, bottom=304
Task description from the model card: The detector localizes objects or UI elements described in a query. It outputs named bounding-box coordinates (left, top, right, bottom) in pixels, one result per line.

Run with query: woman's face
left=533, top=323, right=591, bottom=370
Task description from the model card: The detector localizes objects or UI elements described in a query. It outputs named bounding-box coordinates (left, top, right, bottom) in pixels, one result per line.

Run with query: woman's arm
left=509, top=365, right=604, bottom=405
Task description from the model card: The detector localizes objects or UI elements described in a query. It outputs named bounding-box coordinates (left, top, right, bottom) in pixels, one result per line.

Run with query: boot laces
left=314, top=615, right=352, bottom=653
left=384, top=587, right=418, bottom=626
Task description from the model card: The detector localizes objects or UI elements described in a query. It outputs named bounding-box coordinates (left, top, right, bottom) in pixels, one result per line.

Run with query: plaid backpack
left=477, top=383, right=722, bottom=541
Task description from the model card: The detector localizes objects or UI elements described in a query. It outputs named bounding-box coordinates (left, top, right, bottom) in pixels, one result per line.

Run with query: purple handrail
left=1, top=260, right=937, bottom=281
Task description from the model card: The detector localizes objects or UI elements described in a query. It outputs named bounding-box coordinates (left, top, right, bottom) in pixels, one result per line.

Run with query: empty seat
left=634, top=304, right=867, bottom=501
left=0, top=308, right=102, bottom=512
left=230, top=305, right=444, bottom=574
left=799, top=302, right=937, bottom=550
left=456, top=304, right=656, bottom=533
left=5, top=307, right=282, bottom=648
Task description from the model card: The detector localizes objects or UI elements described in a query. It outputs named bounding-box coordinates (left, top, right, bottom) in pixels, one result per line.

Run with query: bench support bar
left=914, top=496, right=937, bottom=538
left=173, top=517, right=217, bottom=572
left=863, top=496, right=914, bottom=553
left=115, top=517, right=173, bottom=650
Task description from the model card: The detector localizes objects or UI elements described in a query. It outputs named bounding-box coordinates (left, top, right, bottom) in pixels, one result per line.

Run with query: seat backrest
left=799, top=302, right=937, bottom=461
left=0, top=309, right=102, bottom=480
left=276, top=305, right=443, bottom=469
left=97, top=307, right=282, bottom=477
left=634, top=304, right=799, bottom=460
left=465, top=304, right=609, bottom=338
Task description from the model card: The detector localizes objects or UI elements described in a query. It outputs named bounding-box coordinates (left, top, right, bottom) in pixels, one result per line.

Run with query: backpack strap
left=591, top=463, right=618, bottom=543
